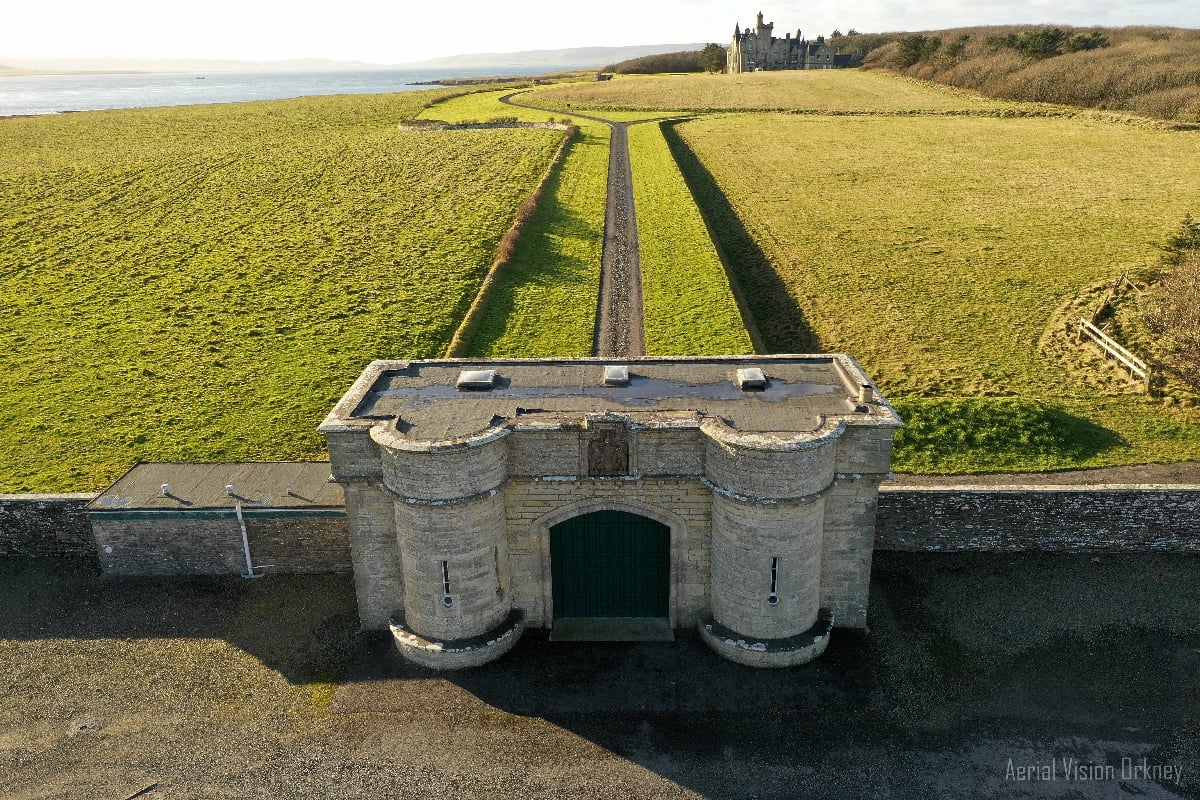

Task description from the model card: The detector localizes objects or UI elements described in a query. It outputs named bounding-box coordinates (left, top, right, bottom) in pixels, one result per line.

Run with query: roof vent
left=736, top=367, right=767, bottom=391
left=456, top=369, right=497, bottom=391
left=603, top=365, right=629, bottom=387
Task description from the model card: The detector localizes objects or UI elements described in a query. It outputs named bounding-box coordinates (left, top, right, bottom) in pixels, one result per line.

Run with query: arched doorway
left=549, top=510, right=670, bottom=620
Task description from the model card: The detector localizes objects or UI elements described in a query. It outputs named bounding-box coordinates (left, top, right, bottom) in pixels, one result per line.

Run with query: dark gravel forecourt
left=2, top=552, right=1198, bottom=799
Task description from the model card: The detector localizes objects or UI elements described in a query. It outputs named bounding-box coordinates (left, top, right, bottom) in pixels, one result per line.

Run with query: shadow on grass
left=661, top=119, right=820, bottom=354
left=463, top=131, right=603, bottom=358
left=891, top=397, right=1126, bottom=473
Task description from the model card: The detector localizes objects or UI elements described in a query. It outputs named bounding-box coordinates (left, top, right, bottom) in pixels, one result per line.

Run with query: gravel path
left=501, top=93, right=645, bottom=357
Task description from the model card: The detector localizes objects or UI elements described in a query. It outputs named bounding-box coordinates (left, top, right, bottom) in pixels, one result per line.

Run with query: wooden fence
left=1077, top=317, right=1152, bottom=392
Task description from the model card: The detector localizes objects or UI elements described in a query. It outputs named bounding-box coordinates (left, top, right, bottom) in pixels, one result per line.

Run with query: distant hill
left=846, top=25, right=1200, bottom=123
left=397, top=44, right=707, bottom=71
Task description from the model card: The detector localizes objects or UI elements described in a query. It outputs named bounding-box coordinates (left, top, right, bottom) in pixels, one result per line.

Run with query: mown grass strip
left=627, top=122, right=753, bottom=356
left=419, top=89, right=610, bottom=357
left=461, top=122, right=610, bottom=357
left=445, top=124, right=579, bottom=357
left=0, top=92, right=563, bottom=492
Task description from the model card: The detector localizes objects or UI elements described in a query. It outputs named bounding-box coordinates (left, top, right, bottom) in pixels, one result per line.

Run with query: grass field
left=420, top=87, right=752, bottom=357
left=533, top=70, right=1015, bottom=113
left=416, top=88, right=610, bottom=357
left=674, top=112, right=1200, bottom=471
left=0, top=92, right=564, bottom=492
left=627, top=121, right=753, bottom=355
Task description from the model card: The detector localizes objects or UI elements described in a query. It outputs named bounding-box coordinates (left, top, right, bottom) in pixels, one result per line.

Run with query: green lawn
left=417, top=88, right=751, bottom=357
left=0, top=92, right=563, bottom=491
left=418, top=89, right=610, bottom=357
left=627, top=121, right=753, bottom=355
left=675, top=112, right=1200, bottom=472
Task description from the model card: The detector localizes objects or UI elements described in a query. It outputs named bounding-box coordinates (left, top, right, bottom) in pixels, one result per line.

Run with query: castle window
left=441, top=560, right=453, bottom=608
left=767, top=557, right=780, bottom=606
left=495, top=546, right=503, bottom=596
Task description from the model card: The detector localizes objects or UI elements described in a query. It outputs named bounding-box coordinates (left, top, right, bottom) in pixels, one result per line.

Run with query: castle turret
left=756, top=11, right=773, bottom=38
left=371, top=414, right=523, bottom=670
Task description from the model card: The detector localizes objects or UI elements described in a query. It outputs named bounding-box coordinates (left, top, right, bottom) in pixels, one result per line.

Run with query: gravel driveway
left=3, top=552, right=1197, bottom=799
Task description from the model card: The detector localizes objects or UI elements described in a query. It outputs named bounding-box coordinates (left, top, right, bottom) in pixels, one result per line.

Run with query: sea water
left=0, top=67, right=551, bottom=117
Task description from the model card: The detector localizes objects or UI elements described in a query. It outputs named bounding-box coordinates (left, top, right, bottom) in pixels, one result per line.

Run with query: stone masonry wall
left=8, top=484, right=1200, bottom=581
left=504, top=478, right=713, bottom=628
left=0, top=494, right=97, bottom=561
left=876, top=486, right=1200, bottom=552
left=93, top=512, right=350, bottom=576
left=820, top=475, right=883, bottom=627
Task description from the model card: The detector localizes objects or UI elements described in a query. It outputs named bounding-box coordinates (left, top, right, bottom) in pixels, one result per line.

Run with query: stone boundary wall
left=91, top=511, right=350, bottom=576
left=0, top=494, right=98, bottom=561
left=397, top=121, right=573, bottom=131
left=5, top=485, right=1200, bottom=569
left=876, top=485, right=1200, bottom=552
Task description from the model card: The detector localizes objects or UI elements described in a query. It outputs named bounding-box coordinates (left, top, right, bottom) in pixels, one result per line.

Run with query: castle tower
left=756, top=11, right=773, bottom=38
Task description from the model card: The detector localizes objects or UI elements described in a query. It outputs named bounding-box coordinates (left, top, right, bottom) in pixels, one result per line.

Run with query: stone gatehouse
left=320, top=356, right=900, bottom=668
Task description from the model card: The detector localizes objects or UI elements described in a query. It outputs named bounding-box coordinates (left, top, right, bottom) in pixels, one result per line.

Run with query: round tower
left=699, top=418, right=840, bottom=667
left=373, top=424, right=522, bottom=669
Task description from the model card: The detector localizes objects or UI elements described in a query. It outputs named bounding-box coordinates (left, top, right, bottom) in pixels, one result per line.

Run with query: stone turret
left=699, top=417, right=841, bottom=666
left=756, top=10, right=772, bottom=38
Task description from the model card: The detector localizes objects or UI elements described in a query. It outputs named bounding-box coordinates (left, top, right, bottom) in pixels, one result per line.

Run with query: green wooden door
left=550, top=511, right=670, bottom=619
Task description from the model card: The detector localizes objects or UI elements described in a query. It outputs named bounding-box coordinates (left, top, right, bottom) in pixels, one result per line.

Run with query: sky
left=3, top=0, right=1197, bottom=64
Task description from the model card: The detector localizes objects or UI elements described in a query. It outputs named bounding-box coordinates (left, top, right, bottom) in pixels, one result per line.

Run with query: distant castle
left=728, top=11, right=860, bottom=73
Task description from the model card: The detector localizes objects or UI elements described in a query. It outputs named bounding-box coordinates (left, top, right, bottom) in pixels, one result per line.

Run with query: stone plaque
left=586, top=422, right=629, bottom=476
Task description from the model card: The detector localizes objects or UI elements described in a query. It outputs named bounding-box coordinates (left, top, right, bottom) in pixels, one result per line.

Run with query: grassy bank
left=860, top=25, right=1200, bottom=123
left=0, top=91, right=563, bottom=491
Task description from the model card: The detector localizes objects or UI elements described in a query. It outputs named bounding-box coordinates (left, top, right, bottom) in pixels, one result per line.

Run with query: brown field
left=533, top=70, right=1010, bottom=113
left=865, top=25, right=1200, bottom=122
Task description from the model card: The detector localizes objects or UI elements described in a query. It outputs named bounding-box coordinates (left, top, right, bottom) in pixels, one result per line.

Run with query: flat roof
left=88, top=462, right=343, bottom=512
left=321, top=356, right=900, bottom=446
